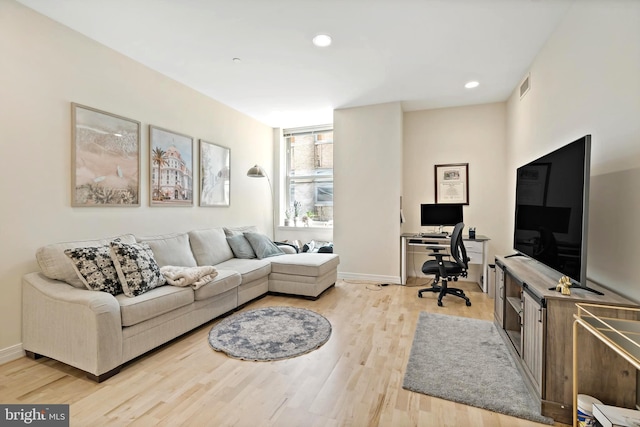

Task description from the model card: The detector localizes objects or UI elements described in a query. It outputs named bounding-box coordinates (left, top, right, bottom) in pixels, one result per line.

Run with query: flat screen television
left=421, top=203, right=463, bottom=232
left=513, top=135, right=599, bottom=293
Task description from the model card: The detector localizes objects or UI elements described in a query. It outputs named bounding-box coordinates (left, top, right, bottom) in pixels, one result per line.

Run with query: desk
left=400, top=233, right=490, bottom=291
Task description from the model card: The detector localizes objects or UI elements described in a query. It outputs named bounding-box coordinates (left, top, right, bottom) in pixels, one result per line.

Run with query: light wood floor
left=0, top=279, right=570, bottom=427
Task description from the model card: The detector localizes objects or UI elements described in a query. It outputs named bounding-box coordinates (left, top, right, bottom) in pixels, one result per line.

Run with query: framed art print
left=149, top=125, right=194, bottom=206
left=199, top=140, right=230, bottom=207
left=435, top=163, right=469, bottom=205
left=71, top=103, right=141, bottom=206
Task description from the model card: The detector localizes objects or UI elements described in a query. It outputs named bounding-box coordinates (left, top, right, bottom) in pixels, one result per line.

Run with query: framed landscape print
left=199, top=140, right=230, bottom=207
left=435, top=163, right=469, bottom=205
left=149, top=125, right=194, bottom=206
left=71, top=103, right=141, bottom=207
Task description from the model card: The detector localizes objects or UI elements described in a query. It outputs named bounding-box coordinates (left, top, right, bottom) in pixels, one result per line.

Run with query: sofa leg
left=25, top=350, right=44, bottom=360
left=86, top=366, right=121, bottom=383
left=306, top=283, right=336, bottom=300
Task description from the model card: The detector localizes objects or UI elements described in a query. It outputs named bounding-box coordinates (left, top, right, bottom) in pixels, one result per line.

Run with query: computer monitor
left=420, top=204, right=463, bottom=232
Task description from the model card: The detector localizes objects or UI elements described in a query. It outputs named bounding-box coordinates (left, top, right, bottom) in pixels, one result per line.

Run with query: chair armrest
left=22, top=272, right=123, bottom=376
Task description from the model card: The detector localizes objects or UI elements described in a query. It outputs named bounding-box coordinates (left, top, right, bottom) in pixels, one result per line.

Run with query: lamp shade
left=247, top=165, right=266, bottom=178
left=246, top=164, right=275, bottom=239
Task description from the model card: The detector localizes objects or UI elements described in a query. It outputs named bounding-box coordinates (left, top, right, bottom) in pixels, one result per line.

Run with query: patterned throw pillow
left=109, top=241, right=166, bottom=297
left=64, top=245, right=123, bottom=295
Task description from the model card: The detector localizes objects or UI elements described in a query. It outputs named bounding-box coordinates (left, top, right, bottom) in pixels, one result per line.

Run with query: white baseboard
left=0, top=343, right=24, bottom=366
left=338, top=272, right=401, bottom=284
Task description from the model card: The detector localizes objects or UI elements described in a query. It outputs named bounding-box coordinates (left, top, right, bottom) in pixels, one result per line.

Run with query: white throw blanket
left=160, top=265, right=218, bottom=289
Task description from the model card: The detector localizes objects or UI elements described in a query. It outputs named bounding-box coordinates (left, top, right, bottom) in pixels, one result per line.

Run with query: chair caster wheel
left=437, top=301, right=443, bottom=307
left=418, top=292, right=423, bottom=298
left=466, top=301, right=472, bottom=307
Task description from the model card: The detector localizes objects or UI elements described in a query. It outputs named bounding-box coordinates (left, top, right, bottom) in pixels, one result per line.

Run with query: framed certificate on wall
left=435, top=163, right=469, bottom=205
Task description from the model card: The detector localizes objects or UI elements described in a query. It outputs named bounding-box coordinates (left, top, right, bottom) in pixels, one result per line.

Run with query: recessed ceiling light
left=312, top=34, right=332, bottom=47
left=232, top=57, right=241, bottom=63
left=465, top=81, right=480, bottom=89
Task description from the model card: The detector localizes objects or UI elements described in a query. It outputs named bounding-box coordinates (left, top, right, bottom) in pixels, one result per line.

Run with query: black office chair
left=418, top=222, right=471, bottom=307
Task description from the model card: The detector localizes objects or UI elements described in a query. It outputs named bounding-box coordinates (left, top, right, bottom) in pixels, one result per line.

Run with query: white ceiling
left=17, top=0, right=574, bottom=128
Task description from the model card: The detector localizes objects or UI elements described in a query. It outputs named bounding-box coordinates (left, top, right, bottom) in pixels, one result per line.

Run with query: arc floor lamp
left=246, top=164, right=275, bottom=239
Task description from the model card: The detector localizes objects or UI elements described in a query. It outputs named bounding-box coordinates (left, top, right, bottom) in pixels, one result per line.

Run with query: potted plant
left=304, top=210, right=315, bottom=227
left=284, top=209, right=292, bottom=226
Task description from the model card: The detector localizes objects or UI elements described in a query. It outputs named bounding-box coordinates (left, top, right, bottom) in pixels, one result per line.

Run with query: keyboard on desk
left=420, top=233, right=449, bottom=238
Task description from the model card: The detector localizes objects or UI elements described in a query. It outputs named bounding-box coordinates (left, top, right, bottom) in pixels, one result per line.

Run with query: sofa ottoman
left=268, top=253, right=339, bottom=299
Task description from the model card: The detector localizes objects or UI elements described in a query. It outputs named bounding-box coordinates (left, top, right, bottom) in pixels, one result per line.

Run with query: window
left=283, top=125, right=333, bottom=227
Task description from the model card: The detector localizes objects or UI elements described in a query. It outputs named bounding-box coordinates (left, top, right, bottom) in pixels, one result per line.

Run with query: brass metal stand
left=573, top=303, right=640, bottom=427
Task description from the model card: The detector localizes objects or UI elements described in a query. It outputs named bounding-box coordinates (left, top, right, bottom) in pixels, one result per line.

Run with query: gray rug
left=403, top=312, right=553, bottom=425
left=208, top=306, right=331, bottom=361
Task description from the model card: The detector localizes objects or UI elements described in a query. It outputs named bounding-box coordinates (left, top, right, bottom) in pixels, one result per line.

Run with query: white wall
left=506, top=1, right=640, bottom=300
left=0, top=1, right=273, bottom=356
left=334, top=102, right=403, bottom=282
left=403, top=103, right=508, bottom=277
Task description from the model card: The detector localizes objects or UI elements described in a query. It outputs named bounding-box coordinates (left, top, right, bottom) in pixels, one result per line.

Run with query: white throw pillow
left=136, top=233, right=197, bottom=267
left=188, top=228, right=234, bottom=265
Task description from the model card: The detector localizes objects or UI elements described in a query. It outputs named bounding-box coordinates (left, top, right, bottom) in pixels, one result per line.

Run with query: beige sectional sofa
left=22, top=227, right=339, bottom=382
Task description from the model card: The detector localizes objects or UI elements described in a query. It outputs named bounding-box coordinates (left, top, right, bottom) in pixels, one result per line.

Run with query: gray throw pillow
left=223, top=225, right=258, bottom=237
left=244, top=232, right=285, bottom=259
left=226, top=235, right=256, bottom=259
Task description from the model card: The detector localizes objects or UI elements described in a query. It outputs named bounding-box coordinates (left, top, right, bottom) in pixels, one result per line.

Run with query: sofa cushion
left=36, top=234, right=137, bottom=288
left=226, top=235, right=256, bottom=259
left=116, top=285, right=194, bottom=327
left=136, top=233, right=197, bottom=267
left=64, top=245, right=123, bottom=295
left=269, top=253, right=340, bottom=277
left=244, top=232, right=285, bottom=259
left=193, top=269, right=242, bottom=301
left=223, top=225, right=258, bottom=237
left=214, top=258, right=271, bottom=283
left=188, top=228, right=234, bottom=266
left=110, top=241, right=166, bottom=297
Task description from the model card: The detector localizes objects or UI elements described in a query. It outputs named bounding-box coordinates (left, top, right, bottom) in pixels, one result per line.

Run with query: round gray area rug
left=208, top=306, right=332, bottom=361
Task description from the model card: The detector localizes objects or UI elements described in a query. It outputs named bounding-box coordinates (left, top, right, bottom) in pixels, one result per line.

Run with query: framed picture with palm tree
left=149, top=125, right=194, bottom=206
left=199, top=140, right=230, bottom=207
left=71, top=103, right=141, bottom=206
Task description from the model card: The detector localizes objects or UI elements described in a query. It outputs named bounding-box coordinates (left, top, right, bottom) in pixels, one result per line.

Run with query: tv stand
left=494, top=255, right=638, bottom=425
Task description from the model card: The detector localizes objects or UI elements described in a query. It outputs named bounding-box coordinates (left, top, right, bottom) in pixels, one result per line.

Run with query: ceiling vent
left=519, top=73, right=531, bottom=99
